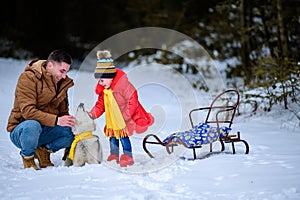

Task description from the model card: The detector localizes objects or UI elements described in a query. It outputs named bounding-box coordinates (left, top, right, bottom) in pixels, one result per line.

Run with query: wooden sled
left=142, top=90, right=249, bottom=160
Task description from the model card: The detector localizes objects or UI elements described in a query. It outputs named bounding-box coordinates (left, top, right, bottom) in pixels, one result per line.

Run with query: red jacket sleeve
left=89, top=84, right=105, bottom=119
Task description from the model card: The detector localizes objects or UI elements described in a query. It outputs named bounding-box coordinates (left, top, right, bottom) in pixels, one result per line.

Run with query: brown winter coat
left=7, top=59, right=74, bottom=132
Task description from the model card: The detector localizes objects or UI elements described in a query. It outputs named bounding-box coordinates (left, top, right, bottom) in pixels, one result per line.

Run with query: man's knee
left=13, top=120, right=42, bottom=138
left=23, top=120, right=42, bottom=132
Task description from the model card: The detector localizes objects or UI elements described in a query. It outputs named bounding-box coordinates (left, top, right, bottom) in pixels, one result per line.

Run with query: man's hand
left=57, top=115, right=76, bottom=127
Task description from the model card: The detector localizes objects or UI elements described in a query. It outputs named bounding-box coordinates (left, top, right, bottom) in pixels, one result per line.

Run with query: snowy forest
left=0, top=0, right=299, bottom=117
left=1, top=1, right=300, bottom=199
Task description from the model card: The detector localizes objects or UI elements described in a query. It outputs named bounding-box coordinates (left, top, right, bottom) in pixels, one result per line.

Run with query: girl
left=89, top=50, right=154, bottom=167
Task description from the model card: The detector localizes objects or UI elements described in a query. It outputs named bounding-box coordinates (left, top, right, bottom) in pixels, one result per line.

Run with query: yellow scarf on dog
left=68, top=131, right=95, bottom=160
left=104, top=89, right=129, bottom=139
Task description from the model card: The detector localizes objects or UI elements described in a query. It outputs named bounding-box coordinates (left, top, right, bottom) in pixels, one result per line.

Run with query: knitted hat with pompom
left=94, top=50, right=116, bottom=79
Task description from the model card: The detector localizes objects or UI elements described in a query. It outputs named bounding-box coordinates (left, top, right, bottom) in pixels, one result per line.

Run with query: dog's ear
left=86, top=111, right=94, bottom=120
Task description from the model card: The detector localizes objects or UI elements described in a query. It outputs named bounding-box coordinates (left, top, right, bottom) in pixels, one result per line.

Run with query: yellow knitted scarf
left=104, top=89, right=129, bottom=139
left=68, top=131, right=95, bottom=160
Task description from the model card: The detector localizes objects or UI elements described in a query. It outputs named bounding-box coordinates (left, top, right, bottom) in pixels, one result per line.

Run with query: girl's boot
left=119, top=154, right=134, bottom=167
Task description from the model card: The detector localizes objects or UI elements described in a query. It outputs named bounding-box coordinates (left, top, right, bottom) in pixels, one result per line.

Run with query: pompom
left=97, top=50, right=112, bottom=59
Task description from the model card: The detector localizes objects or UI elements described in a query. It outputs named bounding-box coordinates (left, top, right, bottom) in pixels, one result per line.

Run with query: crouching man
left=7, top=49, right=76, bottom=170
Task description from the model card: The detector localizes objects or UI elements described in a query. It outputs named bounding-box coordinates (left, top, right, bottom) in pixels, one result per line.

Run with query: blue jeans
left=10, top=120, right=74, bottom=157
left=109, top=136, right=132, bottom=157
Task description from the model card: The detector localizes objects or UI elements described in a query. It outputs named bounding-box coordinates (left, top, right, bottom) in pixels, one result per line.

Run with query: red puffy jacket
left=89, top=68, right=154, bottom=135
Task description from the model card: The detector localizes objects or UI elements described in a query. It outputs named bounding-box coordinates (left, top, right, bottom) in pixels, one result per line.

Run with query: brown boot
left=35, top=146, right=54, bottom=168
left=22, top=155, right=40, bottom=170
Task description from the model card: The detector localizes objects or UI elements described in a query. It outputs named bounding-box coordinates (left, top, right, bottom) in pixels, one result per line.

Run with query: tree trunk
left=276, top=0, right=289, bottom=58
left=240, top=0, right=251, bottom=84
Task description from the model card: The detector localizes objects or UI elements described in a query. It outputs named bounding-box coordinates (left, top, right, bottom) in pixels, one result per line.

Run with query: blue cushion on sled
left=163, top=123, right=231, bottom=147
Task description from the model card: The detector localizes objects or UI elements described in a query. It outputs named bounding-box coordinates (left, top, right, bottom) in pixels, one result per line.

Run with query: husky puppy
left=64, top=103, right=102, bottom=167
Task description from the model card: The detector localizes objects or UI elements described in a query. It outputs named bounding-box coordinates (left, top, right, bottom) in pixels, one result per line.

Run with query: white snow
left=0, top=57, right=300, bottom=200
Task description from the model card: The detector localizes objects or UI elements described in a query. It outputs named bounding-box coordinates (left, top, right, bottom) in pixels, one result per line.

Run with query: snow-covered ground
left=0, top=57, right=300, bottom=200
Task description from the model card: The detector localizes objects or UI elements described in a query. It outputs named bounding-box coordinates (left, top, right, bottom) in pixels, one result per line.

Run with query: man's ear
left=46, top=61, right=54, bottom=70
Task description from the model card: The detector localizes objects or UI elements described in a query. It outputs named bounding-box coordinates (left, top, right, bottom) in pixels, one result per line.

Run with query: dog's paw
left=64, top=158, right=73, bottom=167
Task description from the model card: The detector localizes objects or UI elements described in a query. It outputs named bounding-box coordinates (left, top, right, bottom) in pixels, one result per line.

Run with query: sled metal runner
left=142, top=90, right=250, bottom=160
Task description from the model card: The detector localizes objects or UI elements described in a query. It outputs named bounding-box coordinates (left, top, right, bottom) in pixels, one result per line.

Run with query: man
left=7, top=49, right=76, bottom=170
